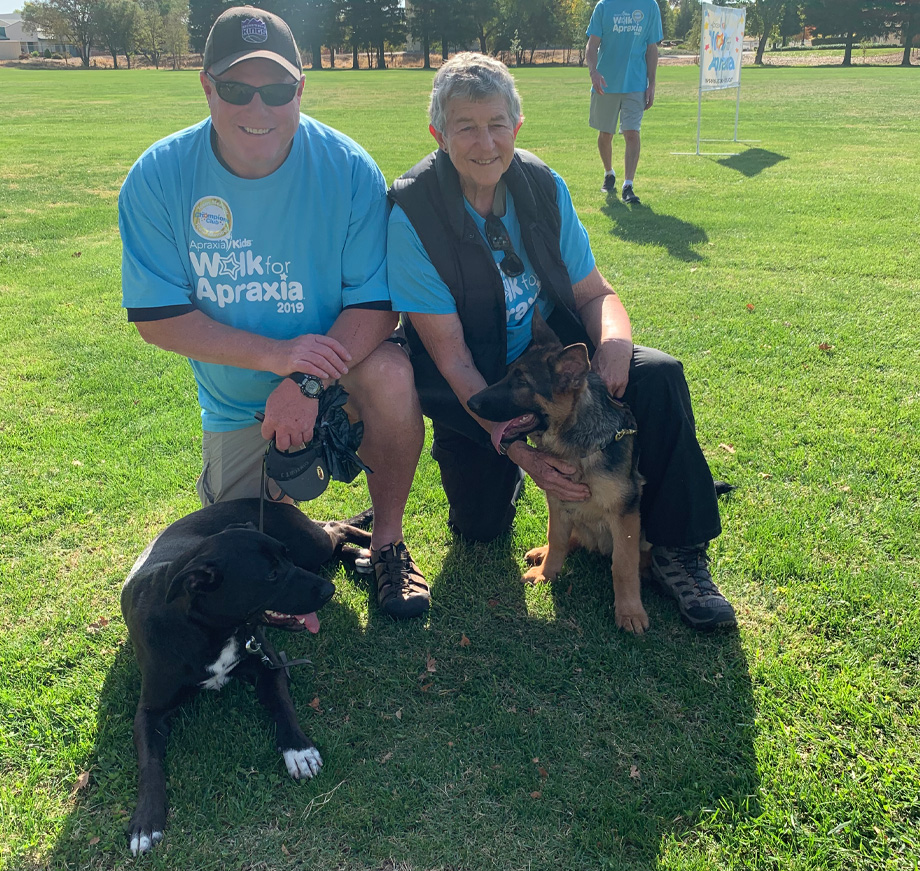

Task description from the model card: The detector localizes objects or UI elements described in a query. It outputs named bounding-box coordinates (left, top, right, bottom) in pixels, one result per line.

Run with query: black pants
left=430, top=345, right=721, bottom=547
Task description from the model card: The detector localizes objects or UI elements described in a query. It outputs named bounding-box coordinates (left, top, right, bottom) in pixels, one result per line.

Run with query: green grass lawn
left=1, top=63, right=918, bottom=871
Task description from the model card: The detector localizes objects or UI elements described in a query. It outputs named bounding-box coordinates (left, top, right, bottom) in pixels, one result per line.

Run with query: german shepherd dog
left=467, top=311, right=649, bottom=634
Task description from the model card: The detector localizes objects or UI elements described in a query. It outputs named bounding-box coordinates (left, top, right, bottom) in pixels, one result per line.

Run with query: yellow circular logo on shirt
left=191, top=196, right=232, bottom=239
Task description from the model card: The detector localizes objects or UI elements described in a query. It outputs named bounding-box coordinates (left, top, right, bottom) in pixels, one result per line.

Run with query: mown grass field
left=1, top=63, right=918, bottom=870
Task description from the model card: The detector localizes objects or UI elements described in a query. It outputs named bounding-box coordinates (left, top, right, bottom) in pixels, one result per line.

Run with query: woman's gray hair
left=429, top=52, right=522, bottom=133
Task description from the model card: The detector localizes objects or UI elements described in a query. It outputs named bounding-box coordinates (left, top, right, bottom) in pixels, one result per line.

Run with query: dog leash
left=245, top=636, right=312, bottom=679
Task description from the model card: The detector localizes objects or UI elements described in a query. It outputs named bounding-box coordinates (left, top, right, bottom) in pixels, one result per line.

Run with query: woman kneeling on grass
left=386, top=52, right=736, bottom=632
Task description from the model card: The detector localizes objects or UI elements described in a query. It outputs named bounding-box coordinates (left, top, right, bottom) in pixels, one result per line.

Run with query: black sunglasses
left=484, top=214, right=525, bottom=278
left=206, top=71, right=301, bottom=107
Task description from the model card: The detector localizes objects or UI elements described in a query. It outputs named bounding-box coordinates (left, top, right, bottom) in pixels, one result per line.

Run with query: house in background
left=0, top=12, right=78, bottom=59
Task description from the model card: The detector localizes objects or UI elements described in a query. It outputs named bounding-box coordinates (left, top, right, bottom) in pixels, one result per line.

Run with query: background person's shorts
left=196, top=423, right=283, bottom=506
left=589, top=91, right=645, bottom=134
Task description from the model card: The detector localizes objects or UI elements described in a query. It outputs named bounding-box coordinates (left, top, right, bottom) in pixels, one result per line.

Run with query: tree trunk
left=755, top=32, right=767, bottom=64
left=902, top=13, right=917, bottom=66
left=377, top=40, right=385, bottom=68
left=842, top=31, right=855, bottom=66
left=330, top=46, right=336, bottom=67
left=441, top=34, right=447, bottom=63
left=423, top=33, right=430, bottom=68
left=352, top=43, right=359, bottom=69
left=310, top=39, right=323, bottom=69
left=110, top=49, right=119, bottom=68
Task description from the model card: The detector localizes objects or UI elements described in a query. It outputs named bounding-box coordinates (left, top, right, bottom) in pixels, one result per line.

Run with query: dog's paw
left=615, top=606, right=650, bottom=635
left=283, top=746, right=323, bottom=779
left=129, top=827, right=163, bottom=856
left=524, top=545, right=548, bottom=567
left=522, top=566, right=555, bottom=584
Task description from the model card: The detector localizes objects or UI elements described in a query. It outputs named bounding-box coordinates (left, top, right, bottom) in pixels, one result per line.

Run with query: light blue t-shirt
left=119, top=115, right=389, bottom=431
left=587, top=0, right=663, bottom=94
left=387, top=170, right=595, bottom=364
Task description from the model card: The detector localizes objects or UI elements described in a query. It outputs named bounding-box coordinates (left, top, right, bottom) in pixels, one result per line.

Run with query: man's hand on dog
left=262, top=378, right=320, bottom=450
left=505, top=440, right=591, bottom=502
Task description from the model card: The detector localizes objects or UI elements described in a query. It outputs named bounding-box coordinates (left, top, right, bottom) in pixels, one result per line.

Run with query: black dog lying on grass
left=120, top=498, right=371, bottom=855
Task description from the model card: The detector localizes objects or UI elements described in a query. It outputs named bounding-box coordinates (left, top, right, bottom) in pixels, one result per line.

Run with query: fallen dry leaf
left=308, top=697, right=322, bottom=712
left=629, top=765, right=641, bottom=781
left=538, top=766, right=548, bottom=780
left=72, top=251, right=82, bottom=258
left=394, top=708, right=402, bottom=720
left=419, top=682, right=433, bottom=693
left=718, top=443, right=736, bottom=454
left=487, top=597, right=500, bottom=607
left=530, top=791, right=542, bottom=799
left=459, top=634, right=471, bottom=647
left=71, top=771, right=90, bottom=795
left=426, top=655, right=437, bottom=673
left=746, top=303, right=755, bottom=311
left=818, top=342, right=833, bottom=351
left=88, top=836, right=100, bottom=846
left=380, top=751, right=393, bottom=764
left=760, top=472, right=772, bottom=479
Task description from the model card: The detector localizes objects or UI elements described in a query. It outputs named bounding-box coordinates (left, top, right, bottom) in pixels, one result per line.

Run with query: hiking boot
left=372, top=542, right=430, bottom=619
left=621, top=184, right=641, bottom=205
left=601, top=172, right=617, bottom=193
left=649, top=544, right=736, bottom=631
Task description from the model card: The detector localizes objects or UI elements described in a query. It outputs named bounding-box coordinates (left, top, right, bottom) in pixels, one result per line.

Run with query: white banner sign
left=700, top=2, right=746, bottom=91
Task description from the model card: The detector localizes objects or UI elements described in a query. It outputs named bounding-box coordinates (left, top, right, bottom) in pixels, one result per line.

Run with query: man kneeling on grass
left=118, top=6, right=429, bottom=619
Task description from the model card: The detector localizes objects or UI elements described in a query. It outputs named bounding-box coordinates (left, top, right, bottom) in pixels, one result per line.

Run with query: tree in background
left=870, top=0, right=919, bottom=64
left=21, top=0, right=98, bottom=66
left=744, top=0, right=792, bottom=63
left=94, top=0, right=140, bottom=67
left=136, top=0, right=170, bottom=67
left=803, top=0, right=881, bottom=65
left=162, top=0, right=188, bottom=67
left=672, top=0, right=696, bottom=42
left=187, top=0, right=226, bottom=52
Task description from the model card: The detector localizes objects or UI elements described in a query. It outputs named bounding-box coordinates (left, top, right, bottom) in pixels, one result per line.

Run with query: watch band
left=287, top=372, right=324, bottom=398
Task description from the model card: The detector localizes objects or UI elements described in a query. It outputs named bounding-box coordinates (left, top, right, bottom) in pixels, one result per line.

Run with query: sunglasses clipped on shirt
left=206, top=71, right=302, bottom=107
left=484, top=214, right=525, bottom=278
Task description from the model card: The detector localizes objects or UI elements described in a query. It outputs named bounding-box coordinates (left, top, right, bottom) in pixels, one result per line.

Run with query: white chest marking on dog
left=283, top=746, right=323, bottom=779
left=200, top=638, right=241, bottom=690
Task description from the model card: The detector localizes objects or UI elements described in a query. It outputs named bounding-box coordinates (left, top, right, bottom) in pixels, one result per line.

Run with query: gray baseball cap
left=203, top=6, right=302, bottom=79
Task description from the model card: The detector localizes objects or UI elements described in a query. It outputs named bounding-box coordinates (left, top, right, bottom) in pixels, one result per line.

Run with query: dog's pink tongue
left=301, top=612, right=320, bottom=634
left=490, top=420, right=516, bottom=453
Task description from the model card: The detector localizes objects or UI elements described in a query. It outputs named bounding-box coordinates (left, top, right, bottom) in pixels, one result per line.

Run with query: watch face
left=302, top=376, right=323, bottom=397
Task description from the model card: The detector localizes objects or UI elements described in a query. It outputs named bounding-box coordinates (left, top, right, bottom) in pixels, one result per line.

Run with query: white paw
left=130, top=829, right=163, bottom=855
left=283, top=746, right=323, bottom=779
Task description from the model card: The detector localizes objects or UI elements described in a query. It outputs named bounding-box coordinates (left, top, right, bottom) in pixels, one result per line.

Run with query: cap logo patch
left=241, top=17, right=268, bottom=43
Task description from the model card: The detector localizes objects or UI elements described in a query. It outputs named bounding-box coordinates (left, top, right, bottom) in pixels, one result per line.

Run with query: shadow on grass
left=601, top=199, right=709, bottom=262
left=715, top=147, right=789, bottom=178
left=47, top=536, right=758, bottom=870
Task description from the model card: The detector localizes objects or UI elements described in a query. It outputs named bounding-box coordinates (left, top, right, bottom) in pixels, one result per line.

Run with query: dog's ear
left=553, top=344, right=590, bottom=393
left=530, top=306, right=562, bottom=349
left=165, top=561, right=222, bottom=603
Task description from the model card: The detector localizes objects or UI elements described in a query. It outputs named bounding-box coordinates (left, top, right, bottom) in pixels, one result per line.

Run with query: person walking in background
left=586, top=0, right=663, bottom=204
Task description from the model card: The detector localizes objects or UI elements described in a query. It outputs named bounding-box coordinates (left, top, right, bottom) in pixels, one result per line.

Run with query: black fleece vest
left=388, top=148, right=591, bottom=442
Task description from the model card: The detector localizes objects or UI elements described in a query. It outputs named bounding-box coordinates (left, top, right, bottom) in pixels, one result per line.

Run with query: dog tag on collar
left=264, top=439, right=329, bottom=502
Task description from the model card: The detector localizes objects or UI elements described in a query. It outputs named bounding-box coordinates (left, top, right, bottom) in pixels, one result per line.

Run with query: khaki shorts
left=196, top=423, right=282, bottom=506
left=589, top=90, right=645, bottom=134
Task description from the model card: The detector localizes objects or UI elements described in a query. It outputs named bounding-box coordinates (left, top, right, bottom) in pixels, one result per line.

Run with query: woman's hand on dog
left=591, top=338, right=632, bottom=399
left=505, top=441, right=590, bottom=502
left=262, top=378, right=320, bottom=450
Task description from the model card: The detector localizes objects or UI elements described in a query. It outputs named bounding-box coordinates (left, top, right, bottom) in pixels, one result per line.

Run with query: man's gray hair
left=429, top=52, right=522, bottom=133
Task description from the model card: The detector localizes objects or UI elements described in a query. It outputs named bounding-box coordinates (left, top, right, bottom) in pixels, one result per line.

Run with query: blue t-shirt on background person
left=587, top=0, right=664, bottom=94
left=387, top=171, right=595, bottom=364
left=119, top=115, right=390, bottom=432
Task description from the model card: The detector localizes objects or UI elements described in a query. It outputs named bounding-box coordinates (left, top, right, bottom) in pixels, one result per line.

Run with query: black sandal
left=372, top=542, right=430, bottom=619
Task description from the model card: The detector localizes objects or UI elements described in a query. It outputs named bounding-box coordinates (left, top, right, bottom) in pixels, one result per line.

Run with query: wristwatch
left=287, top=372, right=324, bottom=399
